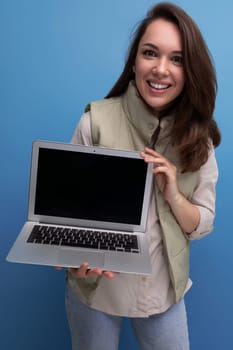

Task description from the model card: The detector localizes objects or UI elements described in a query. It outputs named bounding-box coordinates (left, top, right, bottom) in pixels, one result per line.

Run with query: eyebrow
left=141, top=42, right=183, bottom=55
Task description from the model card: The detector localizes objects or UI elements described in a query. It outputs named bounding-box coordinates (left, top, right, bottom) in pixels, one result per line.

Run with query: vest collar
left=121, top=81, right=174, bottom=146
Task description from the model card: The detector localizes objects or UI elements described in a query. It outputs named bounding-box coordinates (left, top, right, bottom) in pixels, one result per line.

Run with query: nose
left=153, top=57, right=169, bottom=77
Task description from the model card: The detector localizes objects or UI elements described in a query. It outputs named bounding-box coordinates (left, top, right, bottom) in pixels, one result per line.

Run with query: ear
left=132, top=65, right=136, bottom=73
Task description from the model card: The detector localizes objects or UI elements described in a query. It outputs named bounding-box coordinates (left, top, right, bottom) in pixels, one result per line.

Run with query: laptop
left=6, top=140, right=153, bottom=275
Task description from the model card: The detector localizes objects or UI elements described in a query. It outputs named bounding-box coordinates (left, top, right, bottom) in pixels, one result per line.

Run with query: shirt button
left=148, top=123, right=155, bottom=130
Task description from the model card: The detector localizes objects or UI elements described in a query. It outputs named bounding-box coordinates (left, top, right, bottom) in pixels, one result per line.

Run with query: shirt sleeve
left=185, top=146, right=219, bottom=240
left=70, top=112, right=93, bottom=146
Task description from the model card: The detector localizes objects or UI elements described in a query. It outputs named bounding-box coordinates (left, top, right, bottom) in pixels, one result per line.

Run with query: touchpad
left=57, top=249, right=105, bottom=269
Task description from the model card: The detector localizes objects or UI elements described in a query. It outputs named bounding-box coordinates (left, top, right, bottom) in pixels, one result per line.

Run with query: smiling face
left=133, top=18, right=185, bottom=111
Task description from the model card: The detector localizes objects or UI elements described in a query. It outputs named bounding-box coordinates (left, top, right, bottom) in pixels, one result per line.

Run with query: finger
left=86, top=268, right=116, bottom=278
left=103, top=271, right=116, bottom=279
left=141, top=150, right=164, bottom=164
left=144, top=147, right=160, bottom=157
left=71, top=264, right=106, bottom=278
left=152, top=165, right=169, bottom=174
left=86, top=267, right=103, bottom=276
left=143, top=149, right=171, bottom=166
left=54, top=266, right=63, bottom=270
left=153, top=166, right=175, bottom=181
left=141, top=150, right=156, bottom=160
left=142, top=154, right=161, bottom=163
left=70, top=262, right=89, bottom=278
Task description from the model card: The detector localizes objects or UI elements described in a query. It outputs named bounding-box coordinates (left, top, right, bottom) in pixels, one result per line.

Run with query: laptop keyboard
left=27, top=225, right=140, bottom=253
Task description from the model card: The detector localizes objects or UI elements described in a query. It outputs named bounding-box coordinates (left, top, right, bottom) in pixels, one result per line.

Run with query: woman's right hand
left=55, top=262, right=115, bottom=279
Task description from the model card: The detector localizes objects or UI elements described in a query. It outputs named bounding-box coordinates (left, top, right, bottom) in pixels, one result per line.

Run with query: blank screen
left=34, top=148, right=147, bottom=225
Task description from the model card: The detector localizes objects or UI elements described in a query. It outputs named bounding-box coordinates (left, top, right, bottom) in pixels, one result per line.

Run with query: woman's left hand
left=141, top=147, right=180, bottom=205
left=141, top=147, right=200, bottom=234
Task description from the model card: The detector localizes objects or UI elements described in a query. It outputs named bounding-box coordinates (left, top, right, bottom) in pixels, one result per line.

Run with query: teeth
left=149, top=82, right=169, bottom=89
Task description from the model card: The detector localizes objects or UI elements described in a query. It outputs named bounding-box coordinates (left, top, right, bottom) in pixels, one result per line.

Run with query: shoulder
left=89, top=97, right=124, bottom=130
left=88, top=96, right=122, bottom=114
left=78, top=112, right=91, bottom=131
left=71, top=112, right=92, bottom=146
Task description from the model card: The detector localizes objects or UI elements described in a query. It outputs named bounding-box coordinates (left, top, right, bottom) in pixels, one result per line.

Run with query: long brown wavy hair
left=105, top=2, right=221, bottom=172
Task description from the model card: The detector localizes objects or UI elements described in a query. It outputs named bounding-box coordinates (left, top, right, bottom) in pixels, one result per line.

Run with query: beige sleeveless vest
left=88, top=82, right=198, bottom=302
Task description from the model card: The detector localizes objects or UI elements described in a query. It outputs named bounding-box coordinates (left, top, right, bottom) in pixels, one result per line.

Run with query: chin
left=147, top=101, right=170, bottom=110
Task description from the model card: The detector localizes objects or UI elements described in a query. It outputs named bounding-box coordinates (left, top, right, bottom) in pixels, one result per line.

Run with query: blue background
left=0, top=0, right=232, bottom=349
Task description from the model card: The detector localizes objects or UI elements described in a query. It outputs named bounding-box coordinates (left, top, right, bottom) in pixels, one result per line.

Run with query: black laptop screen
left=34, top=148, right=147, bottom=225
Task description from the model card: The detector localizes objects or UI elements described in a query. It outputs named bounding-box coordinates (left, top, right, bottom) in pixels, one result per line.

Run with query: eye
left=143, top=49, right=158, bottom=58
left=172, top=55, right=183, bottom=65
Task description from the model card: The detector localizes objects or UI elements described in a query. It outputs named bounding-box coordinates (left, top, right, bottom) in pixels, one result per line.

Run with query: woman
left=65, top=2, right=221, bottom=349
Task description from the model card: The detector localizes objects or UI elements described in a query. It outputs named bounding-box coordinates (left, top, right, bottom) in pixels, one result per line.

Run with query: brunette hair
left=106, top=2, right=221, bottom=172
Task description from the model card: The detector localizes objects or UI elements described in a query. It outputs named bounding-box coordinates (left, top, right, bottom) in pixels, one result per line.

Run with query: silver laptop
left=6, top=140, right=153, bottom=275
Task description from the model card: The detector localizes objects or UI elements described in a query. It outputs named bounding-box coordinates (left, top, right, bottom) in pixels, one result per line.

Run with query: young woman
left=65, top=2, right=221, bottom=349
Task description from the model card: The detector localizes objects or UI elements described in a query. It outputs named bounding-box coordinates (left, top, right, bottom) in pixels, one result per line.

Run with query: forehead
left=140, top=18, right=182, bottom=51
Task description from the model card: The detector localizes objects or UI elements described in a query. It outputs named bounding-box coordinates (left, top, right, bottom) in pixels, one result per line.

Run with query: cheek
left=134, top=58, right=147, bottom=77
left=134, top=65, right=148, bottom=93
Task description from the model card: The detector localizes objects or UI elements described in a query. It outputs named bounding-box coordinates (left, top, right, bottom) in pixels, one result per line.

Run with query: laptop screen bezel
left=27, top=141, right=153, bottom=233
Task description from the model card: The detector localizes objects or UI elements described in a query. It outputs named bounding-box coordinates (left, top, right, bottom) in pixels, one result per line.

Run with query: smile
left=148, top=81, right=170, bottom=90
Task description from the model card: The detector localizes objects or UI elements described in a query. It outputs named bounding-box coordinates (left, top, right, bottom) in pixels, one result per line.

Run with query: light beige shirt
left=69, top=112, right=218, bottom=317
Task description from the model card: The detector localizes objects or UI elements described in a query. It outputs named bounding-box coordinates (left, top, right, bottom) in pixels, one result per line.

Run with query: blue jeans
left=65, top=282, right=190, bottom=350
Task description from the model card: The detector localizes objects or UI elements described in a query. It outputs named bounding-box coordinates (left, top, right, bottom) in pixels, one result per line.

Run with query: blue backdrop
left=1, top=1, right=232, bottom=349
